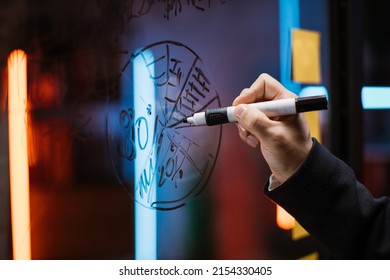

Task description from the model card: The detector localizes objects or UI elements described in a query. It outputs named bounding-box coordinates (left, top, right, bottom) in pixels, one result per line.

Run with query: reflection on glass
left=0, top=0, right=332, bottom=260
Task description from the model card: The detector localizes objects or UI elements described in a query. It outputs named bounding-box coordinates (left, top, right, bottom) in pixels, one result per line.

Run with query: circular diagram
left=107, top=41, right=222, bottom=210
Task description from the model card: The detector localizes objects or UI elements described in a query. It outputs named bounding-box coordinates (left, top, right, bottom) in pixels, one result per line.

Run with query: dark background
left=0, top=0, right=389, bottom=260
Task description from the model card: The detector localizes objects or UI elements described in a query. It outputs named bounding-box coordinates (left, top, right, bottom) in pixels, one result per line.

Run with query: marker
left=183, top=95, right=328, bottom=126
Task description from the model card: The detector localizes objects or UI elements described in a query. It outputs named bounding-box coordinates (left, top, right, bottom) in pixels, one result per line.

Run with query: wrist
left=272, top=137, right=313, bottom=183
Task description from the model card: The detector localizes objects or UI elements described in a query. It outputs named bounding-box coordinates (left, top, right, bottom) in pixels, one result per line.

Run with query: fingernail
left=236, top=123, right=245, bottom=133
left=246, top=135, right=259, bottom=148
left=234, top=104, right=247, bottom=119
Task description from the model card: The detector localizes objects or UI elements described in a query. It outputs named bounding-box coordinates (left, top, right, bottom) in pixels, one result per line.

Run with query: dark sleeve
left=264, top=138, right=390, bottom=259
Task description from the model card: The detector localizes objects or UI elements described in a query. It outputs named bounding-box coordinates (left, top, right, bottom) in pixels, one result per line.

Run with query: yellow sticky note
left=292, top=222, right=309, bottom=241
left=292, top=29, right=321, bottom=84
left=299, top=252, right=319, bottom=260
left=304, top=111, right=321, bottom=141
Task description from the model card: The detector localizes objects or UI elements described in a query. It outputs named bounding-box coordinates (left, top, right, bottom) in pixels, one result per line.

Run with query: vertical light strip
left=8, top=49, right=31, bottom=260
left=279, top=0, right=301, bottom=93
left=133, top=50, right=157, bottom=260
left=277, top=0, right=301, bottom=230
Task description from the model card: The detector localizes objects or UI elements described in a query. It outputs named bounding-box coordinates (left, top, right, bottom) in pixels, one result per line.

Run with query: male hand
left=233, top=73, right=313, bottom=183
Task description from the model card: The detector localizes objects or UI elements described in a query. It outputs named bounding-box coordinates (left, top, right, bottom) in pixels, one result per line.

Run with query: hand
left=233, top=73, right=313, bottom=183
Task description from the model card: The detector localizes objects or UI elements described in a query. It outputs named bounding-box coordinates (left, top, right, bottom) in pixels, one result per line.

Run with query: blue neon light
left=361, top=87, right=390, bottom=109
left=279, top=0, right=301, bottom=93
left=133, top=50, right=157, bottom=260
left=299, top=86, right=328, bottom=99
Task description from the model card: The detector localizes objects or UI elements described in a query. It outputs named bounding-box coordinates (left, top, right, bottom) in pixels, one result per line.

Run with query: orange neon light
left=276, top=204, right=295, bottom=230
left=8, top=49, right=31, bottom=260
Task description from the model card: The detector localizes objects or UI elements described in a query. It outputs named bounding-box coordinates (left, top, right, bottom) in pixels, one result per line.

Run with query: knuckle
left=244, top=111, right=263, bottom=132
left=240, top=88, right=250, bottom=95
left=259, top=73, right=269, bottom=80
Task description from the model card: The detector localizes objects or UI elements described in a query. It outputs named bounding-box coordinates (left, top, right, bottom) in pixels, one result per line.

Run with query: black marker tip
left=182, top=118, right=188, bottom=123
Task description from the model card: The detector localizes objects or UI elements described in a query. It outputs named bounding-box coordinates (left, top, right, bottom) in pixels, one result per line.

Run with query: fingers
left=233, top=73, right=297, bottom=106
left=232, top=73, right=313, bottom=182
left=236, top=123, right=260, bottom=148
left=233, top=88, right=257, bottom=106
left=250, top=73, right=297, bottom=101
left=234, top=102, right=312, bottom=182
left=234, top=103, right=275, bottom=148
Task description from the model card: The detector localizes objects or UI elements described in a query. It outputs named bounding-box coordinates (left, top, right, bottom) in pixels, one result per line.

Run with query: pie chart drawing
left=107, top=41, right=222, bottom=210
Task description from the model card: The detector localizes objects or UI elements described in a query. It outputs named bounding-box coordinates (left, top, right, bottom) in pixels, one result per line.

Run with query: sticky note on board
left=304, top=111, right=321, bottom=140
left=291, top=29, right=321, bottom=84
left=291, top=111, right=322, bottom=242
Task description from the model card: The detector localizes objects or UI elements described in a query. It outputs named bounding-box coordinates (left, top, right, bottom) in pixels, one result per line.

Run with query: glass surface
left=0, top=0, right=330, bottom=259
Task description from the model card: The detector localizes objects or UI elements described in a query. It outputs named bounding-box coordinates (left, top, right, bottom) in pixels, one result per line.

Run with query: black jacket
left=264, top=138, right=390, bottom=259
